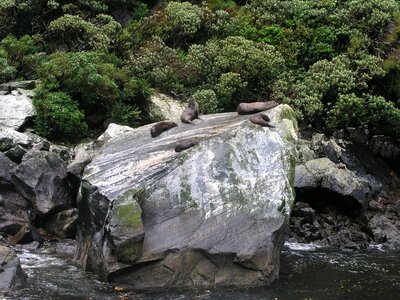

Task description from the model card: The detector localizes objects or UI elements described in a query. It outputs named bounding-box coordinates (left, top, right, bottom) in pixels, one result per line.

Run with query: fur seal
left=175, top=138, right=200, bottom=152
left=150, top=121, right=178, bottom=137
left=250, top=113, right=274, bottom=128
left=180, top=97, right=200, bottom=124
left=237, top=101, right=279, bottom=115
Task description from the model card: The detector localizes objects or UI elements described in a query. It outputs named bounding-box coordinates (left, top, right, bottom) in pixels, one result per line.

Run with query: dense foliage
left=1, top=0, right=399, bottom=140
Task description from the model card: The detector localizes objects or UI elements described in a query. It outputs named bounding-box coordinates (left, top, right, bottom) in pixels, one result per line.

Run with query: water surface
left=12, top=243, right=400, bottom=299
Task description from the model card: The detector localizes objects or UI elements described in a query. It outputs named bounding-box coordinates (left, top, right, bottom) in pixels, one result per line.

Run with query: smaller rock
left=45, top=208, right=78, bottom=239
left=0, top=128, right=47, bottom=152
left=369, top=215, right=400, bottom=249
left=4, top=145, right=28, bottom=163
left=347, top=126, right=369, bottom=144
left=0, top=153, right=17, bottom=187
left=0, top=245, right=27, bottom=294
left=11, top=150, right=73, bottom=216
left=9, top=224, right=43, bottom=244
left=50, top=144, right=72, bottom=162
left=296, top=139, right=317, bottom=164
left=0, top=94, right=35, bottom=130
left=97, top=123, right=134, bottom=143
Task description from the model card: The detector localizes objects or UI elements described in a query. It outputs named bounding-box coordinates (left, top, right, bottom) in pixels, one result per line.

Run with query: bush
left=0, top=47, right=16, bottom=82
left=193, top=89, right=218, bottom=114
left=48, top=14, right=121, bottom=51
left=33, top=90, right=87, bottom=140
left=187, top=36, right=285, bottom=107
left=108, top=101, right=141, bottom=127
left=0, top=34, right=43, bottom=78
left=327, top=93, right=400, bottom=135
left=36, top=51, right=121, bottom=110
left=165, top=2, right=203, bottom=36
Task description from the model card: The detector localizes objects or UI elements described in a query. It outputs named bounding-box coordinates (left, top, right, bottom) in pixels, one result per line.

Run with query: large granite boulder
left=76, top=105, right=297, bottom=288
left=0, top=245, right=27, bottom=295
left=10, top=150, right=74, bottom=217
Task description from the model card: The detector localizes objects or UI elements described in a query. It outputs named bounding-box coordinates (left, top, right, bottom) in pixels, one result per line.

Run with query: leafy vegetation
left=0, top=0, right=399, bottom=140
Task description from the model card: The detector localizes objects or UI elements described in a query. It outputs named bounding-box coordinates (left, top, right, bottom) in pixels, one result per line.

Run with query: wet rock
left=0, top=208, right=30, bottom=238
left=76, top=105, right=298, bottom=288
left=369, top=215, right=400, bottom=250
left=0, top=245, right=27, bottom=294
left=11, top=150, right=73, bottom=217
left=0, top=190, right=31, bottom=238
left=45, top=208, right=78, bottom=239
left=9, top=224, right=43, bottom=244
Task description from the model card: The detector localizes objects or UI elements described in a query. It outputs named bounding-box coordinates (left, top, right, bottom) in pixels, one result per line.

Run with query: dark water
left=11, top=243, right=400, bottom=300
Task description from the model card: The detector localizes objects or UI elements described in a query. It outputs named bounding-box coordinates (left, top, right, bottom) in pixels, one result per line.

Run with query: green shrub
left=48, top=14, right=121, bottom=51
left=108, top=101, right=141, bottom=127
left=33, top=90, right=87, bottom=140
left=187, top=36, right=285, bottom=107
left=128, top=37, right=187, bottom=94
left=215, top=72, right=247, bottom=107
left=36, top=51, right=121, bottom=110
left=193, top=89, right=218, bottom=114
left=0, top=34, right=43, bottom=78
left=165, top=2, right=203, bottom=35
left=327, top=93, right=400, bottom=135
left=0, top=56, right=16, bottom=82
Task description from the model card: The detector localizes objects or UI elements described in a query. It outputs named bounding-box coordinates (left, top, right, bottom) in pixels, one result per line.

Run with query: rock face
left=0, top=245, right=27, bottom=294
left=76, top=105, right=297, bottom=288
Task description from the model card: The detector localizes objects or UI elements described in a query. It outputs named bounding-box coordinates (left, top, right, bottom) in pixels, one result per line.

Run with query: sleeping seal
left=237, top=101, right=279, bottom=115
left=150, top=121, right=178, bottom=137
left=175, top=138, right=200, bottom=152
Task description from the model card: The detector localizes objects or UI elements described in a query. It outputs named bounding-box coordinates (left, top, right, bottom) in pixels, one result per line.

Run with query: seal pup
left=250, top=113, right=274, bottom=128
left=150, top=121, right=178, bottom=137
left=180, top=97, right=200, bottom=124
left=237, top=101, right=279, bottom=115
left=175, top=137, right=200, bottom=152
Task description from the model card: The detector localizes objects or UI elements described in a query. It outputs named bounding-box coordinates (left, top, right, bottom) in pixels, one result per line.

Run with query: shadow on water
left=12, top=244, right=400, bottom=300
